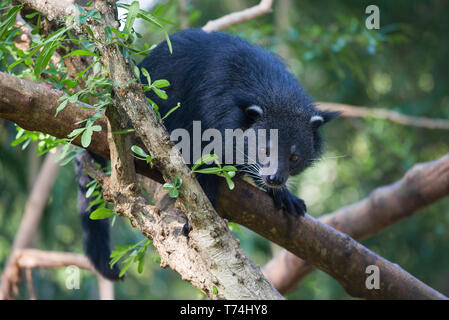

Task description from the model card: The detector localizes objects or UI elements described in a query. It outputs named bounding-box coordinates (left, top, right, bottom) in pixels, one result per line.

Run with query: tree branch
left=202, top=0, right=273, bottom=32
left=263, top=153, right=449, bottom=294
left=0, top=148, right=113, bottom=300
left=2, top=248, right=104, bottom=299
left=317, top=102, right=449, bottom=130
left=0, top=150, right=61, bottom=299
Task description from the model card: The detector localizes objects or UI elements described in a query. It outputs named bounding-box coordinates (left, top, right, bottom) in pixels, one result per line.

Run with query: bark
left=202, top=0, right=273, bottom=32
left=264, top=154, right=449, bottom=294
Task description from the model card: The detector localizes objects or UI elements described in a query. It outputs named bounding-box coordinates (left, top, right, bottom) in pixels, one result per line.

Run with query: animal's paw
left=272, top=189, right=307, bottom=217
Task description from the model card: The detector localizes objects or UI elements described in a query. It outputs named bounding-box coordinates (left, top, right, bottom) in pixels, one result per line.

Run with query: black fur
left=74, top=152, right=121, bottom=280
left=139, top=29, right=338, bottom=213
left=76, top=28, right=338, bottom=280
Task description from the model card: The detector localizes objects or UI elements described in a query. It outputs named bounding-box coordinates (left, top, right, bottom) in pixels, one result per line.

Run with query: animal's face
left=241, top=104, right=339, bottom=189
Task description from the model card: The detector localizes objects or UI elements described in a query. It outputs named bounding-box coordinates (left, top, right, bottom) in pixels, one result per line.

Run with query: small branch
left=0, top=150, right=61, bottom=300
left=202, top=0, right=273, bottom=32
left=263, top=154, right=449, bottom=294
left=0, top=148, right=113, bottom=300
left=25, top=268, right=36, bottom=300
left=317, top=102, right=449, bottom=130
left=178, top=0, right=189, bottom=29
left=2, top=249, right=93, bottom=299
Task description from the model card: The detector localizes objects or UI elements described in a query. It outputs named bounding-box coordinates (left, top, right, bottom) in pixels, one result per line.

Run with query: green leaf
left=152, top=87, right=167, bottom=100
left=24, top=12, right=39, bottom=19
left=67, top=127, right=85, bottom=138
left=55, top=99, right=68, bottom=117
left=77, top=15, right=88, bottom=25
left=193, top=167, right=222, bottom=174
left=81, top=127, right=93, bottom=147
left=162, top=183, right=174, bottom=190
left=112, top=128, right=136, bottom=134
left=228, top=222, right=246, bottom=238
left=192, top=154, right=219, bottom=171
left=61, top=78, right=78, bottom=90
left=212, top=286, right=218, bottom=295
left=152, top=79, right=170, bottom=88
left=169, top=189, right=179, bottom=198
left=68, top=94, right=79, bottom=103
left=0, top=5, right=22, bottom=40
left=91, top=125, right=102, bottom=132
left=225, top=175, right=235, bottom=190
left=141, top=67, right=151, bottom=84
left=10, top=135, right=28, bottom=147
left=222, top=165, right=237, bottom=172
left=90, top=207, right=115, bottom=220
left=123, top=1, right=140, bottom=36
left=174, top=177, right=182, bottom=188
left=34, top=40, right=60, bottom=78
left=131, top=145, right=149, bottom=158
left=8, top=58, right=24, bottom=71
left=135, top=10, right=163, bottom=28
left=104, top=26, right=113, bottom=42
left=87, top=196, right=103, bottom=211
left=85, top=184, right=97, bottom=198
left=63, top=49, right=99, bottom=58
left=161, top=102, right=180, bottom=120
left=119, top=257, right=133, bottom=277
left=164, top=30, right=172, bottom=54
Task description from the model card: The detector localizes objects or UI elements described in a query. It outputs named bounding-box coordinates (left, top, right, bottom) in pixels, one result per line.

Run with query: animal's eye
left=290, top=155, right=299, bottom=162
left=245, top=105, right=263, bottom=120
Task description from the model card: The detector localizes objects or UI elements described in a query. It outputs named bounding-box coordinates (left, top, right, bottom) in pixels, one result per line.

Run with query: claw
left=270, top=188, right=306, bottom=217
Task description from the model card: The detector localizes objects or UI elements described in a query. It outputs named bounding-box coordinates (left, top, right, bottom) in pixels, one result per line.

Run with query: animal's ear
left=245, top=105, right=263, bottom=120
left=310, top=110, right=340, bottom=128
left=320, top=110, right=341, bottom=124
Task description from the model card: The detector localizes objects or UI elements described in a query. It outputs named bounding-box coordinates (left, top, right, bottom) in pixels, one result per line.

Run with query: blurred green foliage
left=0, top=0, right=448, bottom=299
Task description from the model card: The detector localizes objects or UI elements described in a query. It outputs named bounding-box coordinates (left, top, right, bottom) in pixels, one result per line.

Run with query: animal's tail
left=74, top=151, right=121, bottom=280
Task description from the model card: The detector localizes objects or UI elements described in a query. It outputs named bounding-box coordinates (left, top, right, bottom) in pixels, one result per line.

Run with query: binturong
left=75, top=29, right=339, bottom=280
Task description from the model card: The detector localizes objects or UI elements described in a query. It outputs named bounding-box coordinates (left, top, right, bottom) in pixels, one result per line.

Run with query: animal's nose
left=267, top=174, right=285, bottom=186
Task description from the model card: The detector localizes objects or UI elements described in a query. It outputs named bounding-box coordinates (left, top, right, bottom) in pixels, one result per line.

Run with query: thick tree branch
left=202, top=0, right=273, bottom=32
left=2, top=70, right=447, bottom=299
left=18, top=0, right=282, bottom=299
left=263, top=154, right=449, bottom=294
